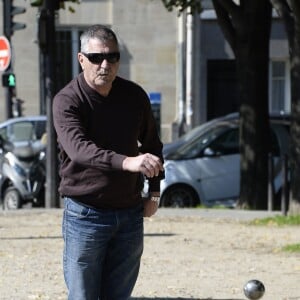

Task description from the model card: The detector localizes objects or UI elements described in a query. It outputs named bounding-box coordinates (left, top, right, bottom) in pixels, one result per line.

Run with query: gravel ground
left=0, top=208, right=299, bottom=300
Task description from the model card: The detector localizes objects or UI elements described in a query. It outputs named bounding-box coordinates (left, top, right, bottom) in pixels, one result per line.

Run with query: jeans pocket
left=64, top=197, right=90, bottom=218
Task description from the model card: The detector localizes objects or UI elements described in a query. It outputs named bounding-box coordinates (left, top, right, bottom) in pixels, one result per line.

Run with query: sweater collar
left=79, top=72, right=119, bottom=100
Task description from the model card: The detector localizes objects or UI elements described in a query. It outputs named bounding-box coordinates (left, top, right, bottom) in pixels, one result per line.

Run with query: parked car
left=0, top=116, right=47, bottom=209
left=163, top=112, right=239, bottom=156
left=0, top=115, right=47, bottom=144
left=158, top=113, right=290, bottom=208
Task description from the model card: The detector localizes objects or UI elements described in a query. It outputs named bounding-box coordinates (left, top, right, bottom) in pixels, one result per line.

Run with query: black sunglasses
left=81, top=52, right=120, bottom=64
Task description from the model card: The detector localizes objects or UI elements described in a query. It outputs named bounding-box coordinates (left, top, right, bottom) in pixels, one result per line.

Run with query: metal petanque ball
left=243, top=279, right=265, bottom=300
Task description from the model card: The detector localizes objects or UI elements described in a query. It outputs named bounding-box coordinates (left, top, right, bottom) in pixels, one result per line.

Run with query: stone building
left=0, top=0, right=179, bottom=142
left=0, top=0, right=290, bottom=143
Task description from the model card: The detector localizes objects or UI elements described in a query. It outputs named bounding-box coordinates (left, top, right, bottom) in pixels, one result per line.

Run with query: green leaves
left=161, top=0, right=202, bottom=15
left=59, top=0, right=80, bottom=13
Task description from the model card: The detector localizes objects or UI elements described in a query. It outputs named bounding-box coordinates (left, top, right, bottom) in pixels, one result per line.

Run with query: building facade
left=0, top=0, right=290, bottom=143
left=200, top=8, right=290, bottom=122
left=0, top=0, right=178, bottom=142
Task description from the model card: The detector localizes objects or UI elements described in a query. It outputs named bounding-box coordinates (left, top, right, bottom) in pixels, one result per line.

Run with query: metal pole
left=44, top=0, right=59, bottom=208
left=4, top=87, right=13, bottom=119
left=177, top=12, right=186, bottom=137
left=268, top=153, right=274, bottom=211
left=185, top=8, right=194, bottom=131
left=2, top=0, right=13, bottom=119
left=281, top=154, right=288, bottom=216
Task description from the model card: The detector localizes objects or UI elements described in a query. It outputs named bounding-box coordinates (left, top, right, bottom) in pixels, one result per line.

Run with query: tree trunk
left=236, top=45, right=271, bottom=210
left=237, top=3, right=272, bottom=209
left=212, top=0, right=272, bottom=209
left=289, top=9, right=300, bottom=214
left=270, top=0, right=300, bottom=214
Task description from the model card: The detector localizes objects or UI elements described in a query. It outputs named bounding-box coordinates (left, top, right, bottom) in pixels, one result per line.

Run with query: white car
left=159, top=113, right=290, bottom=208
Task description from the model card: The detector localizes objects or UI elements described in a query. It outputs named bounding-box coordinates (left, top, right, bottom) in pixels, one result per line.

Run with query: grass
left=250, top=214, right=300, bottom=253
left=282, top=244, right=300, bottom=252
left=251, top=214, right=300, bottom=226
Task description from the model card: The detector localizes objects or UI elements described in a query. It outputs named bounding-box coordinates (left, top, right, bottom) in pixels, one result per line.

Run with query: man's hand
left=143, top=197, right=159, bottom=217
left=122, top=153, right=164, bottom=178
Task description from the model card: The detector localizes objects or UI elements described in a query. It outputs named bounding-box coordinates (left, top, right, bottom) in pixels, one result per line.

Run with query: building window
left=55, top=27, right=85, bottom=93
left=270, top=60, right=290, bottom=114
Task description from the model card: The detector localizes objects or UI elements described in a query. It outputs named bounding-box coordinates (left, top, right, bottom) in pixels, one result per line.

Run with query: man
left=53, top=24, right=164, bottom=300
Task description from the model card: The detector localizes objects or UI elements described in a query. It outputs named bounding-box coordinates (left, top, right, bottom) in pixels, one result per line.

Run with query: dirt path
left=0, top=209, right=299, bottom=300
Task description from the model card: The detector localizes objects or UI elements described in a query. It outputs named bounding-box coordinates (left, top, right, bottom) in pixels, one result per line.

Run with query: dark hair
left=80, top=25, right=119, bottom=52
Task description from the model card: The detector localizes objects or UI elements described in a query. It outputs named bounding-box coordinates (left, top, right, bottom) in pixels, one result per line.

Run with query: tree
left=162, top=0, right=273, bottom=209
left=161, top=0, right=202, bottom=14
left=211, top=1, right=272, bottom=209
left=270, top=0, right=300, bottom=214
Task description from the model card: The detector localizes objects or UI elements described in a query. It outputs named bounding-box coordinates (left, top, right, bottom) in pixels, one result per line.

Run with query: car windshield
left=0, top=120, right=46, bottom=143
left=10, top=122, right=35, bottom=141
left=172, top=113, right=239, bottom=145
left=166, top=125, right=231, bottom=160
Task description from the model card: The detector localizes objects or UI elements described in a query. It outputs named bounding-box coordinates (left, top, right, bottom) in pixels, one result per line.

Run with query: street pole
left=185, top=7, right=194, bottom=131
left=43, top=0, right=59, bottom=208
left=3, top=0, right=12, bottom=119
left=177, top=11, right=186, bottom=137
left=4, top=82, right=13, bottom=119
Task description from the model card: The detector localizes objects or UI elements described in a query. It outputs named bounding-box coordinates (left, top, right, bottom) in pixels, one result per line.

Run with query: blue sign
left=149, top=92, right=161, bottom=104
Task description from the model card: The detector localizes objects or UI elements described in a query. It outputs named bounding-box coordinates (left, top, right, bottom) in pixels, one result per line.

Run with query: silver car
left=159, top=113, right=290, bottom=208
left=0, top=115, right=47, bottom=143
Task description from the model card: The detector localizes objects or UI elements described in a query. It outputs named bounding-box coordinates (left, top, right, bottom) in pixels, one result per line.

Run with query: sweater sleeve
left=53, top=92, right=126, bottom=171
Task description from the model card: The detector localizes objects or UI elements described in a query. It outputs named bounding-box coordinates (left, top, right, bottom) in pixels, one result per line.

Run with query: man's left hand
left=143, top=197, right=159, bottom=217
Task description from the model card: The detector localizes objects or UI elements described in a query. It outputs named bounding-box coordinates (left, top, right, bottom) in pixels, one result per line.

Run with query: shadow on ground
left=0, top=232, right=175, bottom=240
left=131, top=298, right=244, bottom=300
left=144, top=233, right=176, bottom=237
left=0, top=235, right=61, bottom=240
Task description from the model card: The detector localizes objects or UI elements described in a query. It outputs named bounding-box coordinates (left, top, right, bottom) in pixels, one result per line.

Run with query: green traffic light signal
left=2, top=73, right=16, bottom=87
left=8, top=73, right=16, bottom=87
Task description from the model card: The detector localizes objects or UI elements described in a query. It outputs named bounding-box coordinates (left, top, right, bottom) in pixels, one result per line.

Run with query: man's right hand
left=122, top=153, right=164, bottom=178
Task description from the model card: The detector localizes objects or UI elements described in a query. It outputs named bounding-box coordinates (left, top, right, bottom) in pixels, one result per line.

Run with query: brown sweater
left=53, top=73, right=164, bottom=209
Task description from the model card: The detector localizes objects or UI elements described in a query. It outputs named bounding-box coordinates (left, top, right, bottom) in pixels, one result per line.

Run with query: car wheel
left=160, top=185, right=199, bottom=208
left=3, top=187, right=22, bottom=210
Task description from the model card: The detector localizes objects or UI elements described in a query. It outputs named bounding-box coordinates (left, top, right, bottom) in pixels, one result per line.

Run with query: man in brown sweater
left=53, top=24, right=164, bottom=300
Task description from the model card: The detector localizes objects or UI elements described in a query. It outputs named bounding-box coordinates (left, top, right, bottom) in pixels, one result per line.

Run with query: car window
left=166, top=125, right=229, bottom=160
left=0, top=119, right=47, bottom=143
left=0, top=127, right=8, bottom=141
left=10, top=122, right=36, bottom=142
left=208, top=127, right=239, bottom=155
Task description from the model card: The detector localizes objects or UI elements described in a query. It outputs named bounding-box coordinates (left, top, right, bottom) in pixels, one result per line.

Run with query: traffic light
left=3, top=0, right=26, bottom=37
left=2, top=72, right=16, bottom=87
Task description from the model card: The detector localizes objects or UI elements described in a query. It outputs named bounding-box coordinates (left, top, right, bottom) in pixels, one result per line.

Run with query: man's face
left=78, top=38, right=120, bottom=93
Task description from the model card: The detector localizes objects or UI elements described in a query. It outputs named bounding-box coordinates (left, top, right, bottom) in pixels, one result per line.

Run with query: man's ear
left=78, top=53, right=85, bottom=70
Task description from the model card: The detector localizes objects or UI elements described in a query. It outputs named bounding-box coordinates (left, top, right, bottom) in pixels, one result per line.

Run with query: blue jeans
left=63, top=197, right=144, bottom=300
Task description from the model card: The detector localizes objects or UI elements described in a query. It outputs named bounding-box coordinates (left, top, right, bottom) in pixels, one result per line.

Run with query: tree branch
left=216, top=0, right=241, bottom=19
left=290, top=0, right=300, bottom=21
left=270, top=0, right=295, bottom=47
left=212, top=0, right=239, bottom=54
left=160, top=0, right=202, bottom=15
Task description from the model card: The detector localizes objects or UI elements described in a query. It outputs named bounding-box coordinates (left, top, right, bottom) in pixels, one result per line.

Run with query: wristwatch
left=151, top=196, right=160, bottom=204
